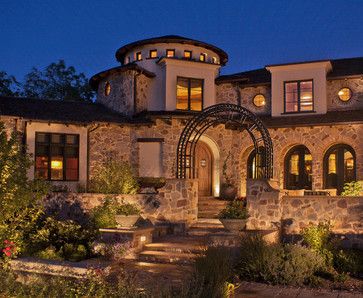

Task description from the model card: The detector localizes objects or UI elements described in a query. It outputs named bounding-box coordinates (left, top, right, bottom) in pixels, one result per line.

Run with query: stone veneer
left=327, top=78, right=363, bottom=111
left=45, top=178, right=198, bottom=225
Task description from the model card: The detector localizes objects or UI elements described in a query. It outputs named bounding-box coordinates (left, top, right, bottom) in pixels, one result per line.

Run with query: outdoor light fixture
left=140, top=236, right=146, bottom=242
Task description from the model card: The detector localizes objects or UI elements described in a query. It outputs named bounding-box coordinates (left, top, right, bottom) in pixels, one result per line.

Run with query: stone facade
left=45, top=178, right=198, bottom=225
left=327, top=78, right=363, bottom=111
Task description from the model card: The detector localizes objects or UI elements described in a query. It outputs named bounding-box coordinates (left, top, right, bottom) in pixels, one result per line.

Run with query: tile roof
left=0, top=96, right=150, bottom=125
left=216, top=57, right=363, bottom=85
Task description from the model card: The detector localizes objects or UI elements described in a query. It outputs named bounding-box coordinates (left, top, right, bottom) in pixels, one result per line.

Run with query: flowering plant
left=2, top=240, right=17, bottom=259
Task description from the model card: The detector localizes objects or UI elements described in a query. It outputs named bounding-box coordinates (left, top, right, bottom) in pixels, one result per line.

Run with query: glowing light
left=140, top=236, right=146, bottom=242
left=51, top=160, right=63, bottom=170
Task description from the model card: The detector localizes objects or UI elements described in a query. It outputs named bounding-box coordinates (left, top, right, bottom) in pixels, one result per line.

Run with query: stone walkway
left=236, top=281, right=363, bottom=298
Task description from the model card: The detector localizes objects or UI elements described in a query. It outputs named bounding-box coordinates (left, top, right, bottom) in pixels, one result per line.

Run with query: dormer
left=266, top=60, right=332, bottom=117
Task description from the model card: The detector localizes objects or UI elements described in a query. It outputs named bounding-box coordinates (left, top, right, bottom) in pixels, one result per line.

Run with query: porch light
left=51, top=160, right=63, bottom=170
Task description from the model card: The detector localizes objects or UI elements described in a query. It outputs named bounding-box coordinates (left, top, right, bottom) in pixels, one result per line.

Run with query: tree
left=0, top=123, right=49, bottom=256
left=22, top=60, right=94, bottom=101
left=0, top=71, right=20, bottom=96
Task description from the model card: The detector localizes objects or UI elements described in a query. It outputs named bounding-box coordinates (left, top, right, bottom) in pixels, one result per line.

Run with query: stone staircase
left=198, top=196, right=228, bottom=218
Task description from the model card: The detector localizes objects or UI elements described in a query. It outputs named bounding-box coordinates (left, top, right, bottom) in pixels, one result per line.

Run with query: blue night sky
left=1, top=0, right=362, bottom=80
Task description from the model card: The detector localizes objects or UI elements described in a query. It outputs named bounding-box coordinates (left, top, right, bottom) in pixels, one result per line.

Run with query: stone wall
left=45, top=178, right=198, bottom=225
left=327, top=78, right=363, bottom=111
left=96, top=71, right=135, bottom=116
left=216, top=83, right=271, bottom=115
left=281, top=196, right=363, bottom=234
left=135, top=74, right=152, bottom=113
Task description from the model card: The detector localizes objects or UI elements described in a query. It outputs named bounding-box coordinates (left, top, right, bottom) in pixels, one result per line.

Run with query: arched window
left=324, top=144, right=356, bottom=194
left=284, top=145, right=312, bottom=190
left=247, top=147, right=266, bottom=179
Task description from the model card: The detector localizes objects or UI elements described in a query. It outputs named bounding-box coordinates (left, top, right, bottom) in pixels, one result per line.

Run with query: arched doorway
left=195, top=142, right=213, bottom=196
left=176, top=103, right=273, bottom=181
left=324, top=144, right=356, bottom=194
left=247, top=147, right=266, bottom=179
left=284, top=145, right=312, bottom=190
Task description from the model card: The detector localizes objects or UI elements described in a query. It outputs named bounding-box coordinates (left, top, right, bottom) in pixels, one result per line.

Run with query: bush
left=27, top=216, right=97, bottom=261
left=302, top=221, right=334, bottom=264
left=333, top=249, right=363, bottom=276
left=182, top=246, right=234, bottom=298
left=33, top=246, right=63, bottom=261
left=341, top=181, right=363, bottom=196
left=219, top=200, right=249, bottom=219
left=89, top=159, right=139, bottom=194
left=91, top=197, right=140, bottom=229
left=236, top=235, right=325, bottom=286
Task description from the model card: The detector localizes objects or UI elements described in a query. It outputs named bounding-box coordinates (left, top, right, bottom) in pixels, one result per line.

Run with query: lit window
left=212, top=57, right=218, bottom=64
left=199, top=53, right=206, bottom=62
left=35, top=133, right=79, bottom=181
left=247, top=147, right=266, bottom=179
left=166, top=49, right=175, bottom=58
left=184, top=50, right=192, bottom=60
left=149, top=49, right=157, bottom=58
left=135, top=52, right=142, bottom=61
left=104, top=82, right=111, bottom=96
left=253, top=94, right=266, bottom=107
left=284, top=80, right=313, bottom=113
left=176, top=77, right=203, bottom=111
left=338, top=87, right=352, bottom=102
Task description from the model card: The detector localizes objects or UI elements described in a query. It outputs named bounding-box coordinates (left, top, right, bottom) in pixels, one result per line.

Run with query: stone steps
left=138, top=250, right=197, bottom=265
left=198, top=197, right=228, bottom=219
left=144, top=241, right=204, bottom=254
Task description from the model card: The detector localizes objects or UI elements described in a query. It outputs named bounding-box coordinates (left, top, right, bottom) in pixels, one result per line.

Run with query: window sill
left=281, top=111, right=316, bottom=115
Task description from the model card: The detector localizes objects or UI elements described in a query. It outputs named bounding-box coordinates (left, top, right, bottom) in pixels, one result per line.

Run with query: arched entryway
left=284, top=145, right=312, bottom=190
left=176, top=103, right=273, bottom=181
left=324, top=144, right=356, bottom=194
left=195, top=141, right=213, bottom=196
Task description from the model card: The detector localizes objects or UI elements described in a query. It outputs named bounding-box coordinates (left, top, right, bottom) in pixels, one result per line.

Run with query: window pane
left=51, top=134, right=62, bottom=144
left=300, top=81, right=313, bottom=111
left=344, top=150, right=354, bottom=182
left=36, top=133, right=49, bottom=143
left=35, top=156, right=48, bottom=179
left=176, top=78, right=189, bottom=110
left=289, top=153, right=299, bottom=175
left=285, top=82, right=298, bottom=112
left=190, top=79, right=203, bottom=111
left=50, top=157, right=63, bottom=180
left=66, top=134, right=78, bottom=145
left=51, top=145, right=63, bottom=156
left=184, top=51, right=192, bottom=59
left=166, top=50, right=175, bottom=57
left=35, top=144, right=48, bottom=156
left=66, top=157, right=78, bottom=180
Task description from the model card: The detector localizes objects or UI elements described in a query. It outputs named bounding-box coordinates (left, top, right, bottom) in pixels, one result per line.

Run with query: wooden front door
left=195, top=142, right=213, bottom=196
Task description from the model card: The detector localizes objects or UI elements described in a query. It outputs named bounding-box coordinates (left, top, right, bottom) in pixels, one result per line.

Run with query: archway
left=176, top=103, right=273, bottom=180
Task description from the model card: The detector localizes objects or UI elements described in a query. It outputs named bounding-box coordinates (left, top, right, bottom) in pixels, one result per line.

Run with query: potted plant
left=114, top=201, right=141, bottom=228
left=220, top=151, right=237, bottom=200
left=219, top=200, right=249, bottom=233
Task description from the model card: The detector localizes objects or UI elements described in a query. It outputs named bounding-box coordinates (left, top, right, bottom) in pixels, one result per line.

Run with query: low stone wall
left=246, top=179, right=283, bottom=230
left=44, top=178, right=198, bottom=226
left=281, top=196, right=363, bottom=234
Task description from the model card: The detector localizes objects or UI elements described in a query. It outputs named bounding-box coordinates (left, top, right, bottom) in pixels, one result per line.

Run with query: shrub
left=341, top=181, right=363, bottom=196
left=33, top=246, right=63, bottom=261
left=61, top=243, right=88, bottom=262
left=236, top=235, right=325, bottom=286
left=219, top=200, right=249, bottom=219
left=182, top=246, right=234, bottom=298
left=89, top=159, right=139, bottom=194
left=333, top=249, right=363, bottom=276
left=91, top=197, right=140, bottom=229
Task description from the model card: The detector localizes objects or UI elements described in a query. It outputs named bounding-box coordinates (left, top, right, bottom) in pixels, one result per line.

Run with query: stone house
left=0, top=36, right=362, bottom=231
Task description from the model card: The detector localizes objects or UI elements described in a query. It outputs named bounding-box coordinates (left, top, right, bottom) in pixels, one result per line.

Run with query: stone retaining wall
left=44, top=178, right=198, bottom=225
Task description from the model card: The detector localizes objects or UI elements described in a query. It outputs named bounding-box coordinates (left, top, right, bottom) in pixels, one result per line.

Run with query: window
left=125, top=56, right=131, bottom=64
left=104, top=82, right=111, bottom=96
left=184, top=50, right=192, bottom=60
left=284, top=145, right=312, bottom=190
left=284, top=80, right=313, bottom=113
left=338, top=87, right=352, bottom=102
left=166, top=49, right=175, bottom=58
left=247, top=147, right=266, bottom=179
left=35, top=133, right=79, bottom=181
left=211, top=57, right=218, bottom=64
left=176, top=77, right=203, bottom=111
left=135, top=52, right=142, bottom=61
left=149, top=49, right=158, bottom=59
left=199, top=53, right=206, bottom=62
left=324, top=144, right=356, bottom=194
left=253, top=94, right=266, bottom=107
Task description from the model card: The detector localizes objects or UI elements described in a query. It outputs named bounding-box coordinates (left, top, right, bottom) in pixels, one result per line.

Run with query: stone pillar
left=246, top=179, right=283, bottom=230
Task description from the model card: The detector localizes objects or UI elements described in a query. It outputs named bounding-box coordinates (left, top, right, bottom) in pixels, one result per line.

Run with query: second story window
left=166, top=49, right=175, bottom=58
left=149, top=49, right=157, bottom=59
left=135, top=52, right=142, bottom=61
left=284, top=80, right=313, bottom=113
left=35, top=133, right=79, bottom=181
left=199, top=53, right=206, bottom=62
left=176, top=77, right=203, bottom=111
left=184, top=50, right=192, bottom=60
